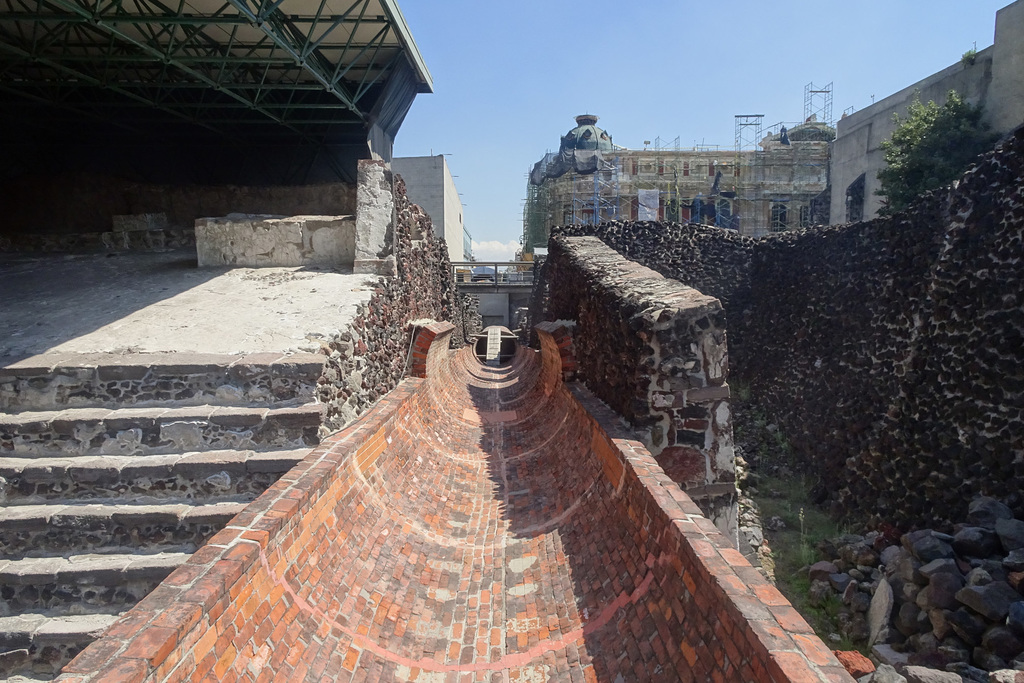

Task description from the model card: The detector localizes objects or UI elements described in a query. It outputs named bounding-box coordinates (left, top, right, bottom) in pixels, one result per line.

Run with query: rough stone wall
left=553, top=221, right=753, bottom=308
left=542, top=236, right=737, bottom=539
left=195, top=215, right=356, bottom=268
left=0, top=227, right=196, bottom=254
left=741, top=201, right=947, bottom=524
left=543, top=127, right=1024, bottom=530
left=316, top=173, right=469, bottom=435
left=844, top=128, right=1024, bottom=525
left=0, top=173, right=356, bottom=238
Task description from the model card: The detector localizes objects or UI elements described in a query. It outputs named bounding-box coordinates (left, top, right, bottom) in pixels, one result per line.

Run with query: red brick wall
left=535, top=326, right=853, bottom=683
left=57, top=321, right=851, bottom=682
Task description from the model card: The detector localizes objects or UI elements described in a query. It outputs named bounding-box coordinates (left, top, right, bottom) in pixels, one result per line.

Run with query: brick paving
left=58, top=323, right=853, bottom=682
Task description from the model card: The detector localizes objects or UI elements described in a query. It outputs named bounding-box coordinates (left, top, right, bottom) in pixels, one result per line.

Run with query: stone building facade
left=523, top=115, right=832, bottom=249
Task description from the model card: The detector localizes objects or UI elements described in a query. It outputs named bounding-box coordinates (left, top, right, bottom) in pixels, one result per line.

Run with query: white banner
left=638, top=189, right=659, bottom=221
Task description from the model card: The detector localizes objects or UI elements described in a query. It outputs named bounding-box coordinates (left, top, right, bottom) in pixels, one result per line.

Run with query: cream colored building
left=523, top=115, right=832, bottom=250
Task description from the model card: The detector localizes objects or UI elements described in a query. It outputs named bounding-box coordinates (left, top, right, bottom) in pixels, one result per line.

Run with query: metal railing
left=451, top=261, right=534, bottom=285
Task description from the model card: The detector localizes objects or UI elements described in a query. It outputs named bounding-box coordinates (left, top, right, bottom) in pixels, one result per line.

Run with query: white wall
left=990, top=0, right=1024, bottom=133
left=392, top=155, right=465, bottom=261
left=477, top=293, right=509, bottom=327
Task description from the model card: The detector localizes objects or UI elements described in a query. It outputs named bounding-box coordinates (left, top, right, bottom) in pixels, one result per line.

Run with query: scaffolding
left=804, top=81, right=834, bottom=126
left=733, top=115, right=764, bottom=232
left=654, top=136, right=680, bottom=151
left=522, top=181, right=552, bottom=252
left=734, top=115, right=764, bottom=152
left=570, top=157, right=621, bottom=226
left=524, top=86, right=835, bottom=245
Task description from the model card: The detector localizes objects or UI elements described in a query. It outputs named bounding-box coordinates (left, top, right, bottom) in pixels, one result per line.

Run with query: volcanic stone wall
left=543, top=236, right=737, bottom=538
left=316, top=172, right=472, bottom=435
left=547, top=127, right=1024, bottom=529
left=553, top=221, right=753, bottom=307
left=552, top=221, right=755, bottom=358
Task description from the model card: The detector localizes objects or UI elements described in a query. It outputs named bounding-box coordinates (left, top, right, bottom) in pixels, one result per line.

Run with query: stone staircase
left=0, top=352, right=325, bottom=680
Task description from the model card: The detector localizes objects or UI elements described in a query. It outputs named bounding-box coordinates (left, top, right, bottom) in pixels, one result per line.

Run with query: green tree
left=876, top=90, right=996, bottom=215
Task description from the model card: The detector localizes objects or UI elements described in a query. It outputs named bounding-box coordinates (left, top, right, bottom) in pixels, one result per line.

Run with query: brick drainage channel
left=55, top=324, right=852, bottom=682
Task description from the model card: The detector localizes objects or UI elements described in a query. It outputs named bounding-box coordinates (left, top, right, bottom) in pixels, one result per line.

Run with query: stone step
left=0, top=552, right=188, bottom=616
left=0, top=501, right=247, bottom=557
left=0, top=351, right=325, bottom=412
left=0, top=551, right=187, bottom=587
left=0, top=672, right=54, bottom=682
left=0, top=613, right=120, bottom=679
left=0, top=447, right=308, bottom=503
left=0, top=403, right=322, bottom=457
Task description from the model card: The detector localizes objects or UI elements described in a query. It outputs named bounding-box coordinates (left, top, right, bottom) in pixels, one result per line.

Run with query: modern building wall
left=392, top=155, right=466, bottom=261
left=830, top=0, right=1024, bottom=224
left=989, top=0, right=1024, bottom=133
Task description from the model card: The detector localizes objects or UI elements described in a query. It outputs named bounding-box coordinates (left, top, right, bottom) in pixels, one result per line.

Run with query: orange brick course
left=57, top=322, right=852, bottom=682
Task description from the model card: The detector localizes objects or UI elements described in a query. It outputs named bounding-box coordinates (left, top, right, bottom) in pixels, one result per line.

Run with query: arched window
left=846, top=173, right=866, bottom=223
left=717, top=199, right=734, bottom=229
left=770, top=202, right=788, bottom=232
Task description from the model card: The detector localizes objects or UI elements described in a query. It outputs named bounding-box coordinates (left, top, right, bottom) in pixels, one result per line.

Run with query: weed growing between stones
left=733, top=385, right=865, bottom=652
left=752, top=472, right=862, bottom=652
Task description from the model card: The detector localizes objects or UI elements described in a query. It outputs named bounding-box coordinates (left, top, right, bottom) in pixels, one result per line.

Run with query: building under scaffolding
left=523, top=91, right=834, bottom=251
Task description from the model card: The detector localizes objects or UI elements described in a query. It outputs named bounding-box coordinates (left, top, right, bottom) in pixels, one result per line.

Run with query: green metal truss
left=0, top=0, right=431, bottom=139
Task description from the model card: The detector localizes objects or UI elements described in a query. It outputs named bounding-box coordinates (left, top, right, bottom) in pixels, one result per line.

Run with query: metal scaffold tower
left=522, top=181, right=552, bottom=252
left=733, top=115, right=764, bottom=232
left=570, top=157, right=621, bottom=226
left=804, top=82, right=834, bottom=126
left=654, top=136, right=680, bottom=151
left=734, top=115, right=764, bottom=152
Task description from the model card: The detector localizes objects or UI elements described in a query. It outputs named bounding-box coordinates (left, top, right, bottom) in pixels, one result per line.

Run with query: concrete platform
left=0, top=249, right=375, bottom=363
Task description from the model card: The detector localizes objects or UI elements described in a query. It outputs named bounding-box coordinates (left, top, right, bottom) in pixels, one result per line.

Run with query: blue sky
left=392, top=1, right=1010, bottom=261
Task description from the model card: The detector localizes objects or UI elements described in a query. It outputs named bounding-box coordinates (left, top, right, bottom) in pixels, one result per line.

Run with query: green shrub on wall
left=876, top=90, right=996, bottom=215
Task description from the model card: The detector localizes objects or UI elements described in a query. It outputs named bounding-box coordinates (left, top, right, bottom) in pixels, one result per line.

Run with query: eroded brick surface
left=58, top=323, right=851, bottom=682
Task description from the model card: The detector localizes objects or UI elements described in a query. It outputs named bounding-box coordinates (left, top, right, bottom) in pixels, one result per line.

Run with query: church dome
left=562, top=114, right=614, bottom=152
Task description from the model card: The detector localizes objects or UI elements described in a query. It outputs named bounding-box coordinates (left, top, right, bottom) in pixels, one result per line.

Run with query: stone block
left=55, top=555, right=129, bottom=585
left=0, top=506, right=51, bottom=531
left=195, top=214, right=356, bottom=268
left=353, top=256, right=397, bottom=276
left=178, top=451, right=247, bottom=477
left=956, top=582, right=1020, bottom=621
left=34, top=614, right=119, bottom=642
left=209, top=407, right=266, bottom=428
left=96, top=363, right=150, bottom=382
left=355, top=159, right=393, bottom=263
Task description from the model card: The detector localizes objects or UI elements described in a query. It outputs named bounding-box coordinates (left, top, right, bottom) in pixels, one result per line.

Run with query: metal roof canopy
left=0, top=0, right=432, bottom=152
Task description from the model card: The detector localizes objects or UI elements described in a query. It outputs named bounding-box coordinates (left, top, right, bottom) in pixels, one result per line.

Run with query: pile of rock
left=813, top=498, right=1024, bottom=681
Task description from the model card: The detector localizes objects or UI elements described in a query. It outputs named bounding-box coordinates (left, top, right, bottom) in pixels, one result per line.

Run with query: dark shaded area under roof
left=0, top=0, right=431, bottom=184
